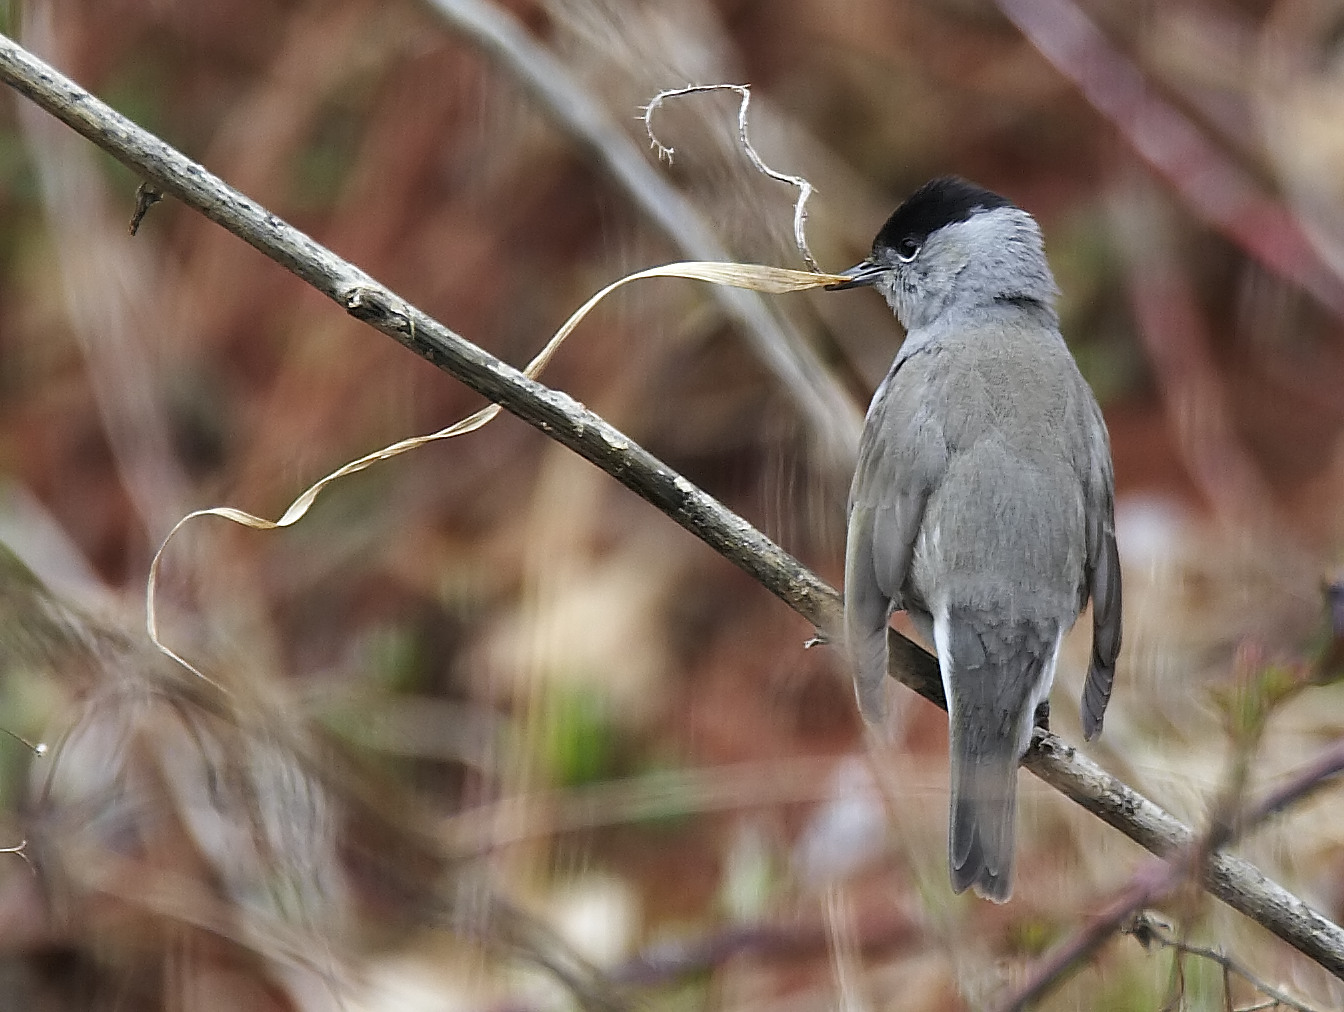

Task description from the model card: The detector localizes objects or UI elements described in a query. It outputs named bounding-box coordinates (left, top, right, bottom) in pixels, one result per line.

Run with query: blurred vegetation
left=0, top=0, right=1343, bottom=1009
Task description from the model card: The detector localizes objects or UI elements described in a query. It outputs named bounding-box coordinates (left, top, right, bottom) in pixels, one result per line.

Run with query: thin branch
left=0, top=727, right=46, bottom=757
left=442, top=755, right=842, bottom=854
left=1109, top=184, right=1280, bottom=528
left=421, top=0, right=861, bottom=458
left=1239, top=737, right=1344, bottom=830
left=0, top=839, right=31, bottom=864
left=1126, top=913, right=1324, bottom=1012
left=643, top=83, right=821, bottom=271
left=990, top=867, right=1166, bottom=1012
left=3, top=30, right=1344, bottom=983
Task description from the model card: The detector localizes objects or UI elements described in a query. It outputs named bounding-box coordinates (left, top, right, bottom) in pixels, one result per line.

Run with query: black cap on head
left=873, top=176, right=1013, bottom=256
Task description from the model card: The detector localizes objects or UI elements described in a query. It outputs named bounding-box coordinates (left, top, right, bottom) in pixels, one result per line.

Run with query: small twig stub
left=128, top=181, right=163, bottom=236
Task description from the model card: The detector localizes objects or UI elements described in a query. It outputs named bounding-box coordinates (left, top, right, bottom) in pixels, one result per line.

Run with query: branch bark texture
left=1, top=30, right=1342, bottom=982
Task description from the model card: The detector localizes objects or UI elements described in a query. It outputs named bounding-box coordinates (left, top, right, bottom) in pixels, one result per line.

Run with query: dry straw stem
left=423, top=0, right=863, bottom=458
left=144, top=257, right=841, bottom=690
left=2, top=30, right=1343, bottom=982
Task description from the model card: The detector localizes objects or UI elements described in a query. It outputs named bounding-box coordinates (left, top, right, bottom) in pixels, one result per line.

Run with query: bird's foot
left=1033, top=699, right=1050, bottom=732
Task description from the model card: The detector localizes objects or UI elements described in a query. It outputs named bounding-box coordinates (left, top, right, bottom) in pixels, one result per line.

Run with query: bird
left=828, top=176, right=1122, bottom=902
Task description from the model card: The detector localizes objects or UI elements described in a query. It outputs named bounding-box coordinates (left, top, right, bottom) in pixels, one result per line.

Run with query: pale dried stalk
left=144, top=259, right=844, bottom=688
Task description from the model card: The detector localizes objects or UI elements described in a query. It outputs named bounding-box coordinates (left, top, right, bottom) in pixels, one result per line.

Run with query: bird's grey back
left=857, top=310, right=1096, bottom=626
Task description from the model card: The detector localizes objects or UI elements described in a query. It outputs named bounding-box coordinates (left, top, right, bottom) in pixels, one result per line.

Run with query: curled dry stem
left=643, top=83, right=821, bottom=271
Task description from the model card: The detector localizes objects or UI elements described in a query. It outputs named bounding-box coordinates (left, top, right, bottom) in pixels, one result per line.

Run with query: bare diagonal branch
left=2, top=30, right=1342, bottom=983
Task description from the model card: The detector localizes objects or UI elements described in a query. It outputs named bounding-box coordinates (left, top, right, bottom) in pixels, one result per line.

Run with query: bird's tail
left=939, top=607, right=1057, bottom=903
left=948, top=726, right=1021, bottom=903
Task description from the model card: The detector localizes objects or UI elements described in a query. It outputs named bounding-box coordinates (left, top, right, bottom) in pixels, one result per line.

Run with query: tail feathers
left=949, top=743, right=1018, bottom=903
left=940, top=608, right=1057, bottom=903
left=1083, top=519, right=1122, bottom=740
left=1081, top=654, right=1114, bottom=741
left=849, top=607, right=892, bottom=725
left=852, top=623, right=890, bottom=726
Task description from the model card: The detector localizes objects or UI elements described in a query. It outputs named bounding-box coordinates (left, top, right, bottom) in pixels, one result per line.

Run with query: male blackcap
left=829, top=177, right=1122, bottom=902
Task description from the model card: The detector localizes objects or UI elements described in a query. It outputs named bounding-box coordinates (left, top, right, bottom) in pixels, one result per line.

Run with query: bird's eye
left=896, top=237, right=921, bottom=262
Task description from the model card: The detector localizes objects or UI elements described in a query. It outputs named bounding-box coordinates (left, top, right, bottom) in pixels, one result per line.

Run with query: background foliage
left=1, top=0, right=1344, bottom=1009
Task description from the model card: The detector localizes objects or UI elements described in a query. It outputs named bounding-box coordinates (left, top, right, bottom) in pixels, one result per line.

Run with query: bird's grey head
left=828, top=177, right=1058, bottom=332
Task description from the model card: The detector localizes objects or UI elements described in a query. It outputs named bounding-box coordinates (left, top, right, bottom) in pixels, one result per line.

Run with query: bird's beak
left=825, top=260, right=887, bottom=290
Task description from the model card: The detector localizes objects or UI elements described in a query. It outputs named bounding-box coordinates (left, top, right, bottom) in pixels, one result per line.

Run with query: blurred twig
left=421, top=0, right=862, bottom=459
left=15, top=10, right=196, bottom=543
left=443, top=755, right=841, bottom=854
left=1110, top=185, right=1279, bottom=526
left=466, top=892, right=628, bottom=1011
left=996, top=0, right=1344, bottom=319
left=3, top=31, right=1344, bottom=983
left=825, top=887, right=869, bottom=1012
left=608, top=906, right=914, bottom=990
left=1125, top=913, right=1323, bottom=1012
left=16, top=596, right=628, bottom=1011
left=1239, top=737, right=1344, bottom=829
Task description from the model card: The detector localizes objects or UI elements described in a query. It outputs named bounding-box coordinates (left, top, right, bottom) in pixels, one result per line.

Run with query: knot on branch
left=342, top=285, right=411, bottom=335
